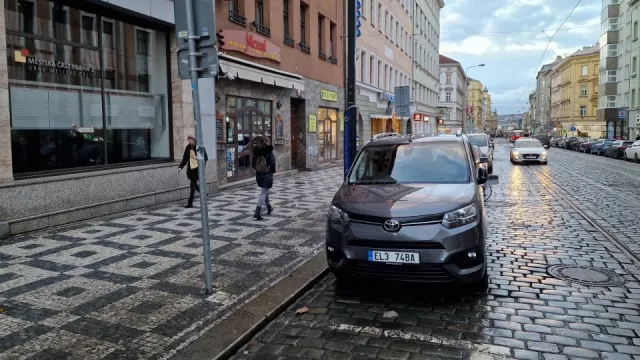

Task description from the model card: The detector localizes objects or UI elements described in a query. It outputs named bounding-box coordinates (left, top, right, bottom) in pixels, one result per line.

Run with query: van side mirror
left=487, top=174, right=499, bottom=185
left=477, top=167, right=489, bottom=184
left=544, top=145, right=549, bottom=149
left=479, top=156, right=489, bottom=164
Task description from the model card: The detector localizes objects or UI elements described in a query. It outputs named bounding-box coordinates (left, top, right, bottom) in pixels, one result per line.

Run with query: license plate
left=525, top=156, right=536, bottom=159
left=367, top=250, right=419, bottom=264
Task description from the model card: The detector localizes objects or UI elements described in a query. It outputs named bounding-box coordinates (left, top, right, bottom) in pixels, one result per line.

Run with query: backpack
left=255, top=153, right=271, bottom=173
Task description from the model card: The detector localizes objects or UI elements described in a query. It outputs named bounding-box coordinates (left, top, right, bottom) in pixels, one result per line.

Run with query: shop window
left=5, top=0, right=170, bottom=175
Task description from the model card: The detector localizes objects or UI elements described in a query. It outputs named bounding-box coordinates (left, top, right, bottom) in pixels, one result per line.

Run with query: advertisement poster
left=308, top=114, right=317, bottom=132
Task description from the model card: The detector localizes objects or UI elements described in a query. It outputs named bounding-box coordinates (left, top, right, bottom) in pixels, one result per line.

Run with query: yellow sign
left=308, top=114, right=317, bottom=132
left=320, top=89, right=338, bottom=102
left=339, top=113, right=344, bottom=131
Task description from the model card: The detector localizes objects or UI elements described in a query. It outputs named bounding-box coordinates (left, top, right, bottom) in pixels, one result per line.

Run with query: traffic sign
left=394, top=86, right=410, bottom=117
left=636, top=113, right=640, bottom=125
left=175, top=0, right=217, bottom=50
left=570, top=126, right=576, bottom=132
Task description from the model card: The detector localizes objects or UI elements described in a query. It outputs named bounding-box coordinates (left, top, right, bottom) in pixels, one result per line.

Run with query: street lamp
left=463, top=64, right=485, bottom=132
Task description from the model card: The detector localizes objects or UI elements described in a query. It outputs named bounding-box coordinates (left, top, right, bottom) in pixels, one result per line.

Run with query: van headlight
left=442, top=204, right=478, bottom=229
left=329, top=205, right=350, bottom=225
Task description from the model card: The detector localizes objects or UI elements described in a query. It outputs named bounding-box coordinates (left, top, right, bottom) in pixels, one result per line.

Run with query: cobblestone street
left=0, top=168, right=343, bottom=359
left=232, top=142, right=640, bottom=360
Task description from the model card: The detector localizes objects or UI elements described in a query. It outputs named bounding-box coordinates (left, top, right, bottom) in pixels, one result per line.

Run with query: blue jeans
left=257, top=187, right=270, bottom=208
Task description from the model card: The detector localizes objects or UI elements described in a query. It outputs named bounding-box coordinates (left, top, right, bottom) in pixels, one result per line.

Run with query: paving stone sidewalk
left=230, top=144, right=640, bottom=360
left=0, top=167, right=343, bottom=359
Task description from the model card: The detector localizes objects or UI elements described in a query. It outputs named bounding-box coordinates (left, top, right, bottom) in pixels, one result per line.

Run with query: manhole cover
left=547, top=265, right=626, bottom=287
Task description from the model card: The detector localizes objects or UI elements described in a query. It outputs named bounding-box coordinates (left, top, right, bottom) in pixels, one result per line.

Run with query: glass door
left=235, top=110, right=253, bottom=180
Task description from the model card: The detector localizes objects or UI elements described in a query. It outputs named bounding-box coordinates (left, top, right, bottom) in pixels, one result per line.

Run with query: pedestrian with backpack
left=251, top=136, right=275, bottom=220
left=179, top=134, right=208, bottom=208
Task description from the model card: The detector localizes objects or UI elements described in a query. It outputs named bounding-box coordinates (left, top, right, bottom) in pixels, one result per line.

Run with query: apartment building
left=626, top=0, right=640, bottom=139
left=438, top=54, right=465, bottom=132
left=599, top=0, right=630, bottom=139
left=413, top=0, right=444, bottom=134
left=483, top=88, right=492, bottom=131
left=1, top=0, right=345, bottom=236
left=467, top=78, right=485, bottom=131
left=355, top=0, right=414, bottom=141
left=534, top=57, right=563, bottom=133
left=551, top=44, right=603, bottom=138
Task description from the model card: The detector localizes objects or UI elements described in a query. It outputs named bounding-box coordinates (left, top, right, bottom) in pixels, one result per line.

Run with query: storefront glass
left=6, top=0, right=170, bottom=175
left=371, top=117, right=402, bottom=136
left=317, top=107, right=337, bottom=162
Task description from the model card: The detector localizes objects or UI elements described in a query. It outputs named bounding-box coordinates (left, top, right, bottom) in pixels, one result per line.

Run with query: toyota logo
left=383, top=219, right=401, bottom=232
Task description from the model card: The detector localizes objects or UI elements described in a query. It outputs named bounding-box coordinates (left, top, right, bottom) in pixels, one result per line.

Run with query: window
left=329, top=22, right=336, bottom=56
left=633, top=89, right=636, bottom=107
left=581, top=65, right=588, bottom=76
left=581, top=85, right=587, bottom=97
left=634, top=57, right=638, bottom=74
left=370, top=55, right=375, bottom=85
left=378, top=60, right=383, bottom=88
left=446, top=72, right=452, bottom=84
left=580, top=106, right=587, bottom=117
left=370, top=0, right=375, bottom=26
left=362, top=0, right=367, bottom=18
left=635, top=21, right=638, bottom=39
left=5, top=0, right=170, bottom=174
left=378, top=3, right=383, bottom=31
left=318, top=15, right=324, bottom=54
left=300, top=3, right=307, bottom=44
left=283, top=0, right=290, bottom=38
left=256, top=0, right=264, bottom=25
left=606, top=95, right=618, bottom=108
left=446, top=91, right=451, bottom=102
left=606, top=44, right=619, bottom=57
left=360, top=50, right=366, bottom=83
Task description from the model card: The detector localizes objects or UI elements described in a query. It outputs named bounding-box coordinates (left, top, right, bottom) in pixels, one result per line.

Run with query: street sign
left=177, top=46, right=219, bottom=79
left=636, top=113, right=640, bottom=125
left=570, top=126, right=576, bottom=132
left=394, top=86, right=410, bottom=118
left=174, top=0, right=217, bottom=50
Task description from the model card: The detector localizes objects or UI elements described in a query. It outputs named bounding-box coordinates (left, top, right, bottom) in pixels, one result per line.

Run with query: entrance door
left=226, top=98, right=269, bottom=182
left=318, top=118, right=333, bottom=162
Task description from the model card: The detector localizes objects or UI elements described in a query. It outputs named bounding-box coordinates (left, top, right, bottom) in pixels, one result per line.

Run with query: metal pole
left=344, top=0, right=357, bottom=177
left=185, top=0, right=213, bottom=295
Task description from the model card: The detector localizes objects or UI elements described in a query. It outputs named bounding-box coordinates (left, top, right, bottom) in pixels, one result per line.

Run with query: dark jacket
left=252, top=145, right=276, bottom=188
left=179, top=144, right=208, bottom=181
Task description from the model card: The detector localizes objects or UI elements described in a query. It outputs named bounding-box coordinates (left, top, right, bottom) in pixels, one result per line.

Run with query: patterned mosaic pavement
left=0, top=167, right=343, bottom=359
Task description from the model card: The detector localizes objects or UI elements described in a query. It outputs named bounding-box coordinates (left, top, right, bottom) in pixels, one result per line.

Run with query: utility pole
left=344, top=0, right=357, bottom=176
left=174, top=0, right=218, bottom=295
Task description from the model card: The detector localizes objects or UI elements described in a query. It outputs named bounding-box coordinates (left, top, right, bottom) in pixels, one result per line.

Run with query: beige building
left=467, top=79, right=485, bottom=131
left=550, top=44, right=602, bottom=138
left=483, top=89, right=492, bottom=131
left=355, top=0, right=414, bottom=140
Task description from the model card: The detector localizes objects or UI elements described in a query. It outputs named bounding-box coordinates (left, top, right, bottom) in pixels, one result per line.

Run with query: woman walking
left=179, top=135, right=208, bottom=208
left=251, top=136, right=276, bottom=220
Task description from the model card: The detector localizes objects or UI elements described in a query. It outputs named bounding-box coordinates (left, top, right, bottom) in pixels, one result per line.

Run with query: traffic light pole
left=344, top=0, right=358, bottom=177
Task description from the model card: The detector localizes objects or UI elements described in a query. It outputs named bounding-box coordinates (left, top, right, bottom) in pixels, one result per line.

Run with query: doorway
left=225, top=96, right=272, bottom=182
left=318, top=107, right=338, bottom=163
left=290, top=98, right=305, bottom=168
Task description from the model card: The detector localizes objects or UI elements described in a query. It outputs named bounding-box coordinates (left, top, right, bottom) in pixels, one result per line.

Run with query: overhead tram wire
left=507, top=0, right=583, bottom=110
left=358, top=25, right=598, bottom=37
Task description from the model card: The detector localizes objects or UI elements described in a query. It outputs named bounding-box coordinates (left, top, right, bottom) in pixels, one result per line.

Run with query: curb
left=170, top=251, right=330, bottom=360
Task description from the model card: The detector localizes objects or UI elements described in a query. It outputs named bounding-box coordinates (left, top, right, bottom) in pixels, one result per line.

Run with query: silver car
left=510, top=138, right=548, bottom=164
left=466, top=133, right=494, bottom=173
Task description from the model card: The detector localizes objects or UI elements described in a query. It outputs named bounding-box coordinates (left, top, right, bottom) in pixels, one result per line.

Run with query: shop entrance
left=225, top=96, right=272, bottom=182
left=318, top=107, right=338, bottom=163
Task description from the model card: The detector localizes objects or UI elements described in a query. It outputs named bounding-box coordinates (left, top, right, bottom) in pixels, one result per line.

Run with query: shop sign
left=219, top=30, right=281, bottom=62
left=15, top=49, right=95, bottom=77
left=308, top=114, right=317, bottom=132
left=321, top=89, right=338, bottom=102
left=339, top=113, right=344, bottom=131
left=618, top=110, right=626, bottom=119
left=413, top=113, right=430, bottom=121
left=380, top=92, right=395, bottom=102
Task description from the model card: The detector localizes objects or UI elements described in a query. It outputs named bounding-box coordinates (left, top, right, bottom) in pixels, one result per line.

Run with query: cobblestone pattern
left=230, top=142, right=640, bottom=360
left=0, top=168, right=343, bottom=359
left=540, top=148, right=640, bottom=256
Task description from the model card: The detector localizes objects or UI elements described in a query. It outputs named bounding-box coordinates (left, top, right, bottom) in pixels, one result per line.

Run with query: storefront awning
left=218, top=55, right=305, bottom=91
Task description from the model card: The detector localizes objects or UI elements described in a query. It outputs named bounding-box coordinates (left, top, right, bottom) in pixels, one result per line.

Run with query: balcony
left=298, top=42, right=311, bottom=54
left=329, top=56, right=338, bottom=65
left=251, top=22, right=271, bottom=37
left=229, top=11, right=247, bottom=26
left=284, top=36, right=295, bottom=47
left=319, top=52, right=327, bottom=61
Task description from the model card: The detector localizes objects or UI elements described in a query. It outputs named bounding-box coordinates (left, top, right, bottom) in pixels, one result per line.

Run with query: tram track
left=524, top=165, right=640, bottom=267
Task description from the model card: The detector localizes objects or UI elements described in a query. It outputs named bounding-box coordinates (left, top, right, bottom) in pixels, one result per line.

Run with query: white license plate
left=367, top=250, right=419, bottom=264
left=525, top=156, right=537, bottom=159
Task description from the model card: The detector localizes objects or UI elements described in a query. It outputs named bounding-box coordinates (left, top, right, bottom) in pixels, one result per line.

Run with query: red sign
left=219, top=29, right=281, bottom=62
left=413, top=113, right=423, bottom=121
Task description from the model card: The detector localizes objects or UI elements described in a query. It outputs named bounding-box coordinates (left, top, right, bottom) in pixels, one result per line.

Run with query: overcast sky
left=439, top=0, right=600, bottom=115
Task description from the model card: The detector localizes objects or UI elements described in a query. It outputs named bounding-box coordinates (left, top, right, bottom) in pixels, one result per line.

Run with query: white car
left=623, top=140, right=640, bottom=162
left=510, top=139, right=548, bottom=165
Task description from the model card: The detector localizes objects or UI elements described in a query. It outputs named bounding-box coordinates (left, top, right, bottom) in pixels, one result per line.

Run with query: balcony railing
left=252, top=22, right=271, bottom=37
left=229, top=11, right=247, bottom=26
left=329, top=56, right=338, bottom=65
left=284, top=36, right=295, bottom=47
left=298, top=42, right=311, bottom=54
left=319, top=52, right=327, bottom=61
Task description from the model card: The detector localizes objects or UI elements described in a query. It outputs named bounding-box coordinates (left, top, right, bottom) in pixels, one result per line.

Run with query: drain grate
left=547, top=265, right=626, bottom=287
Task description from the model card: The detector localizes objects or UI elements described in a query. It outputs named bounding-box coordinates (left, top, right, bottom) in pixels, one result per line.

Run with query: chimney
left=556, top=55, right=562, bottom=60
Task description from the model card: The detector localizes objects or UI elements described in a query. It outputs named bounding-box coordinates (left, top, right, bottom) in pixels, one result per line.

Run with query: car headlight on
left=512, top=151, right=519, bottom=156
left=329, top=205, right=350, bottom=225
left=442, top=204, right=478, bottom=229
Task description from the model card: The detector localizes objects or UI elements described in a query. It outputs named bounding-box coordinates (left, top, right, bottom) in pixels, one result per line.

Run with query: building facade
left=551, top=44, right=603, bottom=138
left=467, top=78, right=484, bottom=132
left=599, top=0, right=630, bottom=139
left=355, top=0, right=413, bottom=141
left=0, top=0, right=345, bottom=236
left=534, top=57, right=562, bottom=133
left=437, top=54, right=465, bottom=132
left=626, top=0, right=640, bottom=139
left=526, top=91, right=536, bottom=131
left=412, top=0, right=444, bottom=134
left=482, top=87, right=491, bottom=131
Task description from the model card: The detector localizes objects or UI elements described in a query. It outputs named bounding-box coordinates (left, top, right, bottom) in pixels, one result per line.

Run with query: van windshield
left=348, top=142, right=470, bottom=185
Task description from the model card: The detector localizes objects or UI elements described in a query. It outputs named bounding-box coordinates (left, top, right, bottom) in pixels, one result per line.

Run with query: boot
left=266, top=204, right=273, bottom=215
left=185, top=202, right=193, bottom=208
left=253, top=206, right=263, bottom=220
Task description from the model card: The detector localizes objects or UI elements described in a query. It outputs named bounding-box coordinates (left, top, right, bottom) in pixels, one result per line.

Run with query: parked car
left=623, top=140, right=640, bottom=162
left=551, top=138, right=563, bottom=148
left=597, top=139, right=617, bottom=156
left=564, top=137, right=580, bottom=150
left=578, top=139, right=597, bottom=153
left=605, top=140, right=634, bottom=158
left=536, top=134, right=551, bottom=148
left=467, top=133, right=494, bottom=173
left=326, top=132, right=498, bottom=291
left=591, top=139, right=615, bottom=155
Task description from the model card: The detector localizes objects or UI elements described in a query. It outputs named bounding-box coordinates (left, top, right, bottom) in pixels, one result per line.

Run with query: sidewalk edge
left=169, top=251, right=329, bottom=360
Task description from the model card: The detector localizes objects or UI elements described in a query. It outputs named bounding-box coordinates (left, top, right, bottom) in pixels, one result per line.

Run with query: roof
left=439, top=54, right=460, bottom=64
left=570, top=43, right=599, bottom=57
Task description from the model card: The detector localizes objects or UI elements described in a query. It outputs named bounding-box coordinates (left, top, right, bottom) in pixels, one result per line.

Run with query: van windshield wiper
left=350, top=180, right=397, bottom=185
